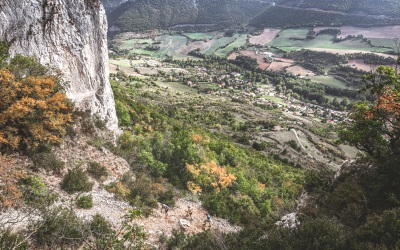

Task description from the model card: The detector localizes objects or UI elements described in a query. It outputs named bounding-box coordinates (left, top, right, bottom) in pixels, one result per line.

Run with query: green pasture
left=215, top=34, right=248, bottom=57
left=308, top=75, right=351, bottom=89
left=183, top=32, right=216, bottom=40
left=154, top=35, right=188, bottom=58
left=368, top=38, right=396, bottom=49
left=268, top=29, right=393, bottom=53
left=262, top=95, right=285, bottom=105
left=201, top=36, right=239, bottom=55
left=109, top=59, right=132, bottom=68
left=119, top=39, right=154, bottom=50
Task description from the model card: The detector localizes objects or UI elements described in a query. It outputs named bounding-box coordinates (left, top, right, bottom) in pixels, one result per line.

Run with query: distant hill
left=106, top=0, right=272, bottom=32
left=102, top=0, right=128, bottom=12
left=251, top=0, right=400, bottom=28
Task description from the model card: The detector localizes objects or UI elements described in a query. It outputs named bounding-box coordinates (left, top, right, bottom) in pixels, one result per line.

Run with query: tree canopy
left=0, top=43, right=73, bottom=153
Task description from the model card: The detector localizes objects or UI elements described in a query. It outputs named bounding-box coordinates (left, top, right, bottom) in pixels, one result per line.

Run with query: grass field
left=368, top=38, right=396, bottom=49
left=308, top=75, right=350, bottom=89
left=155, top=35, right=188, bottom=58
left=201, top=36, right=239, bottom=55
left=183, top=32, right=216, bottom=40
left=262, top=95, right=286, bottom=105
left=214, top=34, right=248, bottom=57
left=119, top=39, right=155, bottom=50
left=268, top=29, right=393, bottom=53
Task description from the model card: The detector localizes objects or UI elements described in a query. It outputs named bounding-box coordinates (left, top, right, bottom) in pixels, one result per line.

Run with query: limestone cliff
left=0, top=0, right=118, bottom=130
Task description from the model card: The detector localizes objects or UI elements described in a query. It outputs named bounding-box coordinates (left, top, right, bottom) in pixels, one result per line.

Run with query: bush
left=87, top=162, right=108, bottom=180
left=61, top=167, right=93, bottom=194
left=0, top=56, right=73, bottom=154
left=19, top=175, right=57, bottom=208
left=31, top=152, right=64, bottom=174
left=0, top=228, right=29, bottom=250
left=76, top=195, right=93, bottom=209
left=89, top=214, right=122, bottom=249
left=32, top=207, right=85, bottom=248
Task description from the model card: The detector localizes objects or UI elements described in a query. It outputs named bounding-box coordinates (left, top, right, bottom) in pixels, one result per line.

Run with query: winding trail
left=290, top=129, right=314, bottom=159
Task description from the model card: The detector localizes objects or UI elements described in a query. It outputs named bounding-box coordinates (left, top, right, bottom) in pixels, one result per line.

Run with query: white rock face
left=0, top=0, right=118, bottom=130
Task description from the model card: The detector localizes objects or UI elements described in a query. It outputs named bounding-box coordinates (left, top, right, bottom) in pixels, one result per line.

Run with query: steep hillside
left=0, top=0, right=118, bottom=130
left=107, top=0, right=271, bottom=32
left=281, top=0, right=400, bottom=16
left=251, top=0, right=400, bottom=28
left=102, top=0, right=128, bottom=12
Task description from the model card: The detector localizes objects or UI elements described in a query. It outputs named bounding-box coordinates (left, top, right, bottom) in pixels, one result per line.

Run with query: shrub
left=0, top=228, right=29, bottom=250
left=90, top=214, right=113, bottom=237
left=76, top=195, right=93, bottom=209
left=0, top=56, right=73, bottom=153
left=31, top=152, right=64, bottom=174
left=19, top=175, right=57, bottom=208
left=88, top=213, right=122, bottom=249
left=32, top=206, right=85, bottom=248
left=87, top=162, right=108, bottom=180
left=61, top=167, right=93, bottom=194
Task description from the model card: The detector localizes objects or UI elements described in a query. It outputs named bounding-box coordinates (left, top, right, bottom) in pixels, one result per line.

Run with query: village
left=181, top=65, right=349, bottom=126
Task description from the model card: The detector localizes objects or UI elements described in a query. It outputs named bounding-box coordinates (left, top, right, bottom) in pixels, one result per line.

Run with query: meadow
left=268, top=29, right=393, bottom=53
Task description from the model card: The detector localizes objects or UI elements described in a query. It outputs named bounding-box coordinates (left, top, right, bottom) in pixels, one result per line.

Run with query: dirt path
left=290, top=129, right=314, bottom=158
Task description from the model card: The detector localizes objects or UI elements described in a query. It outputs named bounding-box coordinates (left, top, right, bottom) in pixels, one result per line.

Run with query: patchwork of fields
left=114, top=25, right=398, bottom=96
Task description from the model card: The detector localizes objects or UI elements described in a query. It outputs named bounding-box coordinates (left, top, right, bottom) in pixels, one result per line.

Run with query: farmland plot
left=269, top=29, right=393, bottom=53
left=215, top=34, right=248, bottom=57
left=249, top=28, right=281, bottom=45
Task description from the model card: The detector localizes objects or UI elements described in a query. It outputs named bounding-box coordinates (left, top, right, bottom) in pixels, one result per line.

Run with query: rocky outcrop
left=0, top=0, right=118, bottom=130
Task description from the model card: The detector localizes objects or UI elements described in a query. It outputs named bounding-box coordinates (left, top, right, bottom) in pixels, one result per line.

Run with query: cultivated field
left=286, top=65, right=315, bottom=76
left=267, top=58, right=294, bottom=71
left=215, top=34, right=248, bottom=57
left=307, top=75, right=350, bottom=89
left=249, top=28, right=281, bottom=45
left=183, top=32, right=216, bottom=40
left=201, top=35, right=239, bottom=55
left=314, top=25, right=400, bottom=39
left=268, top=29, right=392, bottom=53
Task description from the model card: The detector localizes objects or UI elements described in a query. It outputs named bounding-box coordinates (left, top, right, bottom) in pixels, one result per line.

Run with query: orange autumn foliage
left=0, top=154, right=26, bottom=209
left=0, top=69, right=73, bottom=152
left=186, top=161, right=237, bottom=192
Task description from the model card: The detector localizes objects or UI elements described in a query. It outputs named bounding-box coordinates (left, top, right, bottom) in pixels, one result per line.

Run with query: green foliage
left=111, top=78, right=304, bottom=225
left=115, top=100, right=131, bottom=126
left=304, top=168, right=335, bottom=195
left=32, top=207, right=84, bottom=248
left=31, top=152, right=64, bottom=174
left=108, top=0, right=269, bottom=32
left=19, top=175, right=57, bottom=208
left=0, top=41, right=9, bottom=68
left=0, top=228, right=29, bottom=250
left=251, top=4, right=400, bottom=28
left=76, top=194, right=93, bottom=209
left=138, top=150, right=168, bottom=177
left=87, top=161, right=108, bottom=180
left=355, top=208, right=400, bottom=249
left=166, top=229, right=227, bottom=250
left=264, top=218, right=349, bottom=250
left=61, top=167, right=93, bottom=194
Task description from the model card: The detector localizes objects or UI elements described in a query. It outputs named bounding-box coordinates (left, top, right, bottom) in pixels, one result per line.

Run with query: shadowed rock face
left=0, top=0, right=118, bottom=130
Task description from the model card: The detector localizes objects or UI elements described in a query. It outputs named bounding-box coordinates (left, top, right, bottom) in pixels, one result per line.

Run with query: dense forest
left=280, top=0, right=400, bottom=16
left=107, top=0, right=271, bottom=31
left=250, top=5, right=400, bottom=28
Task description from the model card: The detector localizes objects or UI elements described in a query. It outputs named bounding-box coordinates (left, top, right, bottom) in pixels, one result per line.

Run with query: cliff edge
left=0, top=0, right=118, bottom=130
